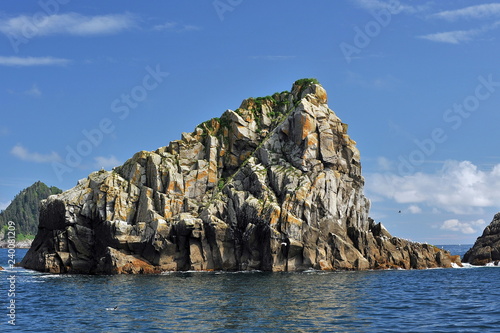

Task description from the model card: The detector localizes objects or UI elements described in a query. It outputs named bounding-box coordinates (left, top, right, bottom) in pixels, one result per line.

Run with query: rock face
left=463, top=213, right=500, bottom=265
left=21, top=79, right=460, bottom=274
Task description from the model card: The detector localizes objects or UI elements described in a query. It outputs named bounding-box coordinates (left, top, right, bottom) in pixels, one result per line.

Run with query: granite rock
left=20, top=79, right=460, bottom=274
left=463, top=213, right=500, bottom=265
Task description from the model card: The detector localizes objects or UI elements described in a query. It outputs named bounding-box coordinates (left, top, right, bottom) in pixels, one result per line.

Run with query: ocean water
left=1, top=246, right=500, bottom=332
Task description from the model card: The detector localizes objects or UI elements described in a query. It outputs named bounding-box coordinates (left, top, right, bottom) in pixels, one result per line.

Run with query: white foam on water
left=37, top=274, right=65, bottom=278
left=230, top=270, right=263, bottom=274
left=161, top=269, right=264, bottom=275
left=451, top=262, right=497, bottom=269
left=485, top=262, right=500, bottom=267
left=159, top=270, right=208, bottom=275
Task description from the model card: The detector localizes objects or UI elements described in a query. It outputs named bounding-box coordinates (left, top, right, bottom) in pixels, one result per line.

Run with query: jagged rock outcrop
left=20, top=79, right=460, bottom=274
left=463, top=213, right=500, bottom=265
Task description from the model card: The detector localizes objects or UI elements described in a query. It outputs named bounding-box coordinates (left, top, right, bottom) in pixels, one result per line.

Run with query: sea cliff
left=20, top=79, right=460, bottom=274
left=463, top=212, right=500, bottom=265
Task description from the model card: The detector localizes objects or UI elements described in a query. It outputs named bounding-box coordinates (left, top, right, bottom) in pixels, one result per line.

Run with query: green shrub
left=294, top=78, right=320, bottom=86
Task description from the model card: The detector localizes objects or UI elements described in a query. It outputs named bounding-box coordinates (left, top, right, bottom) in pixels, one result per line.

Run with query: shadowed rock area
left=20, top=79, right=460, bottom=274
left=463, top=213, right=500, bottom=265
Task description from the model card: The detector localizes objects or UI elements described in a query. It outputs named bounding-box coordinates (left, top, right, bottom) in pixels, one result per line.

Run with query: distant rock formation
left=463, top=213, right=500, bottom=265
left=0, top=181, right=62, bottom=240
left=20, top=79, right=460, bottom=274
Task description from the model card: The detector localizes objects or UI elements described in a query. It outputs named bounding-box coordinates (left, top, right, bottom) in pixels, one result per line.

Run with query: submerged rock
left=463, top=213, right=500, bottom=265
left=20, top=79, right=459, bottom=274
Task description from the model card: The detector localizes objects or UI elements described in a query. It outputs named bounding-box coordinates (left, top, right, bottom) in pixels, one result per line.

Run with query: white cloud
left=432, top=3, right=500, bottom=21
left=153, top=21, right=201, bottom=32
left=407, top=205, right=422, bottom=214
left=0, top=56, right=70, bottom=66
left=418, top=29, right=482, bottom=44
left=366, top=160, right=500, bottom=214
left=376, top=157, right=394, bottom=171
left=440, top=218, right=486, bottom=234
left=94, top=156, right=121, bottom=169
left=11, top=144, right=61, bottom=163
left=0, top=13, right=136, bottom=37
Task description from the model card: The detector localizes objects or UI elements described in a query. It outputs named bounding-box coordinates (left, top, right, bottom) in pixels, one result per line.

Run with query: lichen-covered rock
left=21, top=79, right=460, bottom=274
left=463, top=213, right=500, bottom=265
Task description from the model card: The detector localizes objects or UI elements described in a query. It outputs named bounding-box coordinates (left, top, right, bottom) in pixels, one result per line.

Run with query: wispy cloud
left=376, top=156, right=394, bottom=172
left=153, top=21, right=201, bottom=32
left=440, top=218, right=486, bottom=234
left=418, top=22, right=500, bottom=44
left=24, top=84, right=42, bottom=97
left=418, top=28, right=482, bottom=44
left=8, top=84, right=42, bottom=97
left=366, top=160, right=500, bottom=214
left=11, top=144, right=61, bottom=163
left=351, top=0, right=430, bottom=14
left=0, top=13, right=136, bottom=37
left=0, top=56, right=70, bottom=66
left=432, top=3, right=500, bottom=21
left=94, top=155, right=121, bottom=169
left=421, top=4, right=500, bottom=44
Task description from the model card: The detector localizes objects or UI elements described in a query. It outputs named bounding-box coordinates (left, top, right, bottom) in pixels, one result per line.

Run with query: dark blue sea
left=1, top=245, right=500, bottom=332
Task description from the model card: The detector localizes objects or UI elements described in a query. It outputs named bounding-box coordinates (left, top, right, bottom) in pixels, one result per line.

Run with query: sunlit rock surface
left=21, top=79, right=460, bottom=274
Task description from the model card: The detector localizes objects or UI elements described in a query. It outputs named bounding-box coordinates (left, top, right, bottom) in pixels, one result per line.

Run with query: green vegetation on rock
left=0, top=181, right=62, bottom=240
left=293, top=78, right=320, bottom=86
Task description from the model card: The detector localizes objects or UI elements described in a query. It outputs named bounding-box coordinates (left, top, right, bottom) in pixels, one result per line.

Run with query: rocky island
left=463, top=213, right=500, bottom=265
left=20, top=79, right=461, bottom=274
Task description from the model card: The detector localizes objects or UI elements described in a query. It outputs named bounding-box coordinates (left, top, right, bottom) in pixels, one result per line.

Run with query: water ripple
left=2, top=249, right=500, bottom=332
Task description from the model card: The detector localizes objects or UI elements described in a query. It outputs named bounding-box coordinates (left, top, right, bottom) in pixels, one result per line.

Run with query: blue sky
left=1, top=0, right=500, bottom=244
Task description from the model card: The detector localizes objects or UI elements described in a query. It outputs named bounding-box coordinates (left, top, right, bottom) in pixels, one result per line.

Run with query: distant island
left=0, top=181, right=62, bottom=248
left=20, top=79, right=461, bottom=274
